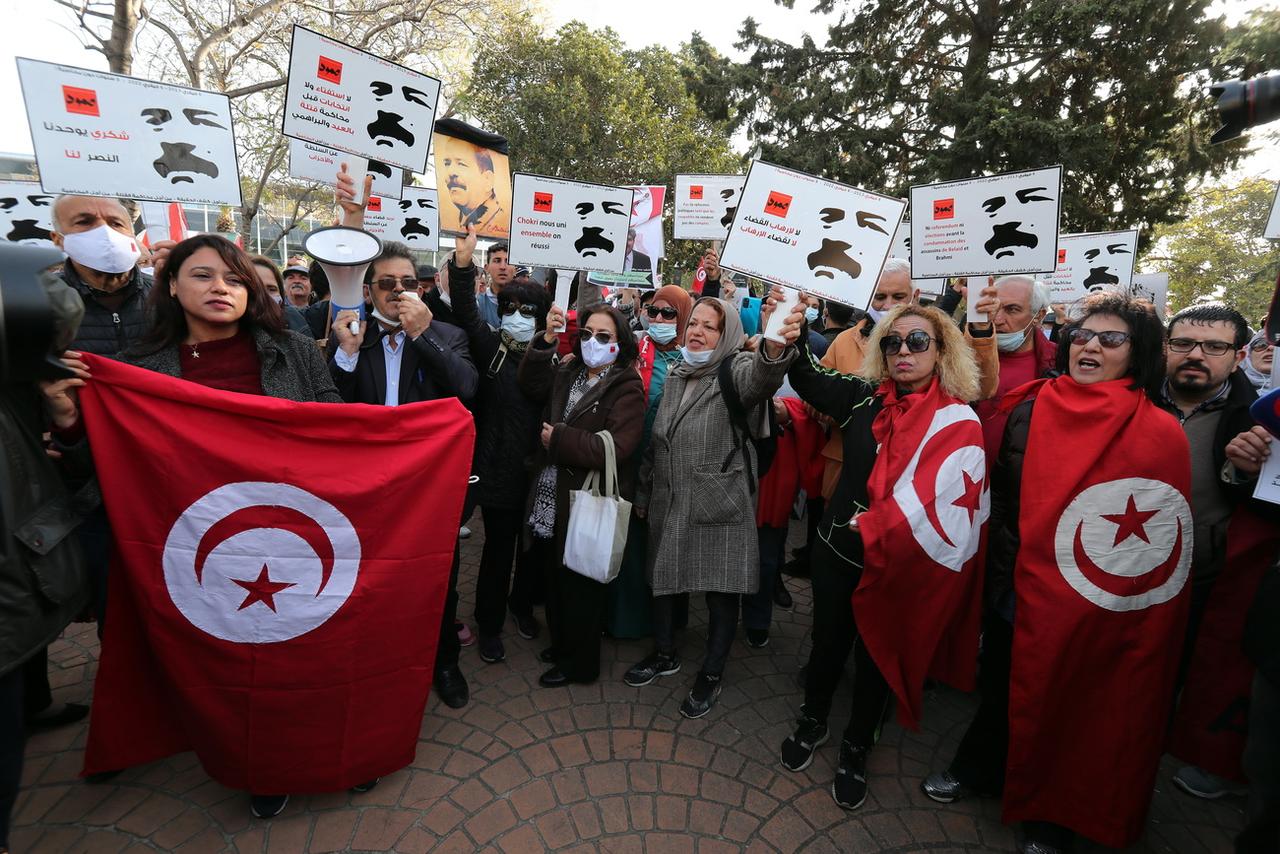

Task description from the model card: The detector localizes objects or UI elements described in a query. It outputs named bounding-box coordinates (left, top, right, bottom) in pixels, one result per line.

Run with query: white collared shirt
left=333, top=328, right=408, bottom=406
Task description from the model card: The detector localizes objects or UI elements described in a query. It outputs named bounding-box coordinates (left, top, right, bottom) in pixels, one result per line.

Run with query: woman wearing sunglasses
left=518, top=303, right=645, bottom=688
left=608, top=285, right=695, bottom=640
left=444, top=226, right=552, bottom=665
left=779, top=303, right=983, bottom=811
left=922, top=294, right=1190, bottom=854
left=625, top=292, right=800, bottom=719
left=1241, top=329, right=1274, bottom=393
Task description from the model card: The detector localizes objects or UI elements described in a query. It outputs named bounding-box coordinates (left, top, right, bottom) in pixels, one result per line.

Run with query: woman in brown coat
left=519, top=304, right=646, bottom=688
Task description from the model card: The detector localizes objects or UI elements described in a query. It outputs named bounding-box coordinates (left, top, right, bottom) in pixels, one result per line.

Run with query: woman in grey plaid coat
left=625, top=293, right=801, bottom=718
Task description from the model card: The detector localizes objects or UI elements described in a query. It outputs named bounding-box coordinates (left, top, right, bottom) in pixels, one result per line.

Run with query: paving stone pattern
left=12, top=518, right=1244, bottom=852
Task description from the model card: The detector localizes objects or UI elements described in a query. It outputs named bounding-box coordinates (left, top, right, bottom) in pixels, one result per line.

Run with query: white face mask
left=866, top=306, right=887, bottom=323
left=501, top=312, right=536, bottom=342
left=581, top=336, right=620, bottom=368
left=271, top=293, right=283, bottom=305
left=61, top=224, right=141, bottom=275
left=437, top=287, right=452, bottom=307
left=680, top=346, right=714, bottom=366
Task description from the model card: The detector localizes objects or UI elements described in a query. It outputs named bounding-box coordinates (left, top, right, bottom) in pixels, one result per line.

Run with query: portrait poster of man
left=908, top=165, right=1062, bottom=280
left=18, top=58, right=242, bottom=206
left=0, top=181, right=56, bottom=248
left=1042, top=229, right=1140, bottom=303
left=508, top=173, right=634, bottom=274
left=719, top=160, right=905, bottom=309
left=432, top=117, right=512, bottom=240
left=288, top=138, right=403, bottom=200
left=362, top=186, right=440, bottom=252
left=281, top=25, right=441, bottom=174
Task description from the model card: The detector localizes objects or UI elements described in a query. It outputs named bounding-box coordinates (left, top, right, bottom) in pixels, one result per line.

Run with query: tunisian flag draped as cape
left=78, top=355, right=474, bottom=793
left=855, top=378, right=989, bottom=729
left=1001, top=377, right=1191, bottom=848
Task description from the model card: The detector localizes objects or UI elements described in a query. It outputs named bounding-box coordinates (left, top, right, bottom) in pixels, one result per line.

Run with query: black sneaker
left=831, top=741, right=868, bottom=810
left=539, top=647, right=557, bottom=664
left=624, top=651, right=681, bottom=687
left=746, top=628, right=770, bottom=648
left=512, top=612, right=541, bottom=640
left=679, top=672, right=722, bottom=719
left=434, top=665, right=469, bottom=709
left=773, top=576, right=793, bottom=610
left=780, top=713, right=829, bottom=772
left=478, top=634, right=505, bottom=664
left=351, top=778, right=380, bottom=794
left=250, top=794, right=289, bottom=819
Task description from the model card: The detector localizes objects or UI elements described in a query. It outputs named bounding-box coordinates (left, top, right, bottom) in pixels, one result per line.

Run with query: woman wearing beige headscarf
left=624, top=291, right=803, bottom=719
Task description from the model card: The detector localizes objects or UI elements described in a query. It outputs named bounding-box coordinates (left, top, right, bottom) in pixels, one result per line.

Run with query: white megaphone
left=304, top=225, right=381, bottom=337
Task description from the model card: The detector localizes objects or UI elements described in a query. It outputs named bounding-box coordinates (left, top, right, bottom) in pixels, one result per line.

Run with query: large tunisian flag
left=78, top=355, right=474, bottom=793
left=1002, top=377, right=1191, bottom=848
left=855, top=378, right=989, bottom=729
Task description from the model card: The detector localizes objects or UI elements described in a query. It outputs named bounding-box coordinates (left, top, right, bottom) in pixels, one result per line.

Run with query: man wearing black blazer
left=331, top=240, right=479, bottom=715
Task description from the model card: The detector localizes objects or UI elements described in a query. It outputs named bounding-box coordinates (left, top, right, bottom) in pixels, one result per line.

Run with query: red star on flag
left=232, top=565, right=295, bottom=612
left=952, top=470, right=984, bottom=523
left=1100, top=495, right=1159, bottom=546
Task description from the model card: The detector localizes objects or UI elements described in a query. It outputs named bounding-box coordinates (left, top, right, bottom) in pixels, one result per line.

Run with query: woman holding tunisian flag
left=924, top=293, right=1192, bottom=854
left=778, top=302, right=989, bottom=811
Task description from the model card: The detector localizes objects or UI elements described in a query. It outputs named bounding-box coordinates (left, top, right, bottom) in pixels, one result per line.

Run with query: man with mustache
left=437, top=134, right=508, bottom=238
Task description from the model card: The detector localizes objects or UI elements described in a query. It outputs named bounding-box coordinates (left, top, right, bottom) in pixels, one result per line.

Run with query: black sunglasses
left=645, top=305, right=679, bottom=320
left=578, top=329, right=615, bottom=345
left=1249, top=338, right=1272, bottom=353
left=374, top=276, right=418, bottom=292
left=500, top=303, right=539, bottom=318
left=878, top=330, right=935, bottom=355
left=1069, top=327, right=1131, bottom=349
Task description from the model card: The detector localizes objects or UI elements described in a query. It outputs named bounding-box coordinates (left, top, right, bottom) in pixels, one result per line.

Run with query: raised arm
left=517, top=309, right=564, bottom=404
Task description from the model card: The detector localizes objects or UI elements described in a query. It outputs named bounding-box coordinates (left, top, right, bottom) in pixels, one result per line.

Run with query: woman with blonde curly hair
left=777, top=302, right=987, bottom=811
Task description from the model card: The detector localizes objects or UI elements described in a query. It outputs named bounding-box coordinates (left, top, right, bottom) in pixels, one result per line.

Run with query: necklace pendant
left=190, top=345, right=200, bottom=358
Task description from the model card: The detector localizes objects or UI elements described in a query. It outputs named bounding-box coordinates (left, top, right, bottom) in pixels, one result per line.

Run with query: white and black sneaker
left=780, top=712, right=829, bottom=772
left=831, top=741, right=869, bottom=810
left=679, top=672, right=722, bottom=719
left=624, top=650, right=681, bottom=687
left=250, top=794, right=289, bottom=819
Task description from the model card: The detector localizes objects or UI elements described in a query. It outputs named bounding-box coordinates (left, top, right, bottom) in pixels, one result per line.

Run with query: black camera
left=1210, top=73, right=1280, bottom=144
left=0, top=243, right=75, bottom=383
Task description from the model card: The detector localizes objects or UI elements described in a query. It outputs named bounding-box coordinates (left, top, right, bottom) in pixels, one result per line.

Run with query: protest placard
left=362, top=186, right=440, bottom=252
left=281, top=25, right=440, bottom=174
left=433, top=119, right=512, bottom=239
left=508, top=174, right=634, bottom=273
left=288, top=139, right=402, bottom=199
left=1130, top=272, right=1169, bottom=314
left=718, top=160, right=904, bottom=309
left=625, top=185, right=665, bottom=275
left=1042, top=229, right=1140, bottom=303
left=18, top=59, right=241, bottom=206
left=0, top=181, right=55, bottom=248
left=674, top=174, right=746, bottom=240
left=908, top=166, right=1062, bottom=279
left=889, top=218, right=945, bottom=297
left=1266, top=180, right=1280, bottom=240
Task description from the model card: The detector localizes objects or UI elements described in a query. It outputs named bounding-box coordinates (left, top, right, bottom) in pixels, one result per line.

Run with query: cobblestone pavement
left=12, top=518, right=1245, bottom=853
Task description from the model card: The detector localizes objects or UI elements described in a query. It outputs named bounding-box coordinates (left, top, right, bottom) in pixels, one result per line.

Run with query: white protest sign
left=889, top=218, right=945, bottom=297
left=0, top=181, right=55, bottom=247
left=1266, top=181, right=1280, bottom=240
left=1130, top=272, right=1169, bottom=314
left=908, top=165, right=1062, bottom=279
left=719, top=160, right=905, bottom=309
left=362, top=186, right=439, bottom=251
left=18, top=58, right=241, bottom=205
left=288, top=139, right=402, bottom=200
left=508, top=174, right=635, bottom=273
left=674, top=174, right=745, bottom=240
left=1042, top=229, right=1140, bottom=303
left=281, top=25, right=441, bottom=174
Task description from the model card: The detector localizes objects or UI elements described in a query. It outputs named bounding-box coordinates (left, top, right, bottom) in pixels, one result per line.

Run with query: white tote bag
left=563, top=430, right=631, bottom=583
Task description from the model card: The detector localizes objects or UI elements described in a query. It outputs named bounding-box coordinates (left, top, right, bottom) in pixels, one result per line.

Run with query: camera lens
left=0, top=243, right=75, bottom=383
left=1210, top=73, right=1280, bottom=144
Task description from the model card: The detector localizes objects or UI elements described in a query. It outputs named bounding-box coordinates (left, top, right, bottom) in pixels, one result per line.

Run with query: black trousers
left=473, top=505, right=541, bottom=638
left=802, top=540, right=892, bottom=746
left=434, top=541, right=461, bottom=671
left=948, top=615, right=1014, bottom=793
left=0, top=666, right=25, bottom=850
left=21, top=646, right=52, bottom=721
left=1239, top=671, right=1280, bottom=854
left=534, top=537, right=606, bottom=683
left=655, top=591, right=738, bottom=677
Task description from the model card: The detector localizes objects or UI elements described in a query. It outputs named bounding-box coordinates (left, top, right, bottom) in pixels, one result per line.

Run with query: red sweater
left=178, top=329, right=264, bottom=395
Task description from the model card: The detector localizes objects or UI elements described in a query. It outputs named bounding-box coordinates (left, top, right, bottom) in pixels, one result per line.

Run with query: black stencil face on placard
left=367, top=82, right=434, bottom=149
left=574, top=227, right=614, bottom=258
left=141, top=106, right=226, bottom=183
left=805, top=208, right=889, bottom=282
left=398, top=196, right=436, bottom=212
left=720, top=187, right=740, bottom=228
left=0, top=193, right=54, bottom=243
left=1082, top=242, right=1133, bottom=291
left=368, top=160, right=393, bottom=179
left=400, top=219, right=432, bottom=241
left=981, top=185, right=1052, bottom=259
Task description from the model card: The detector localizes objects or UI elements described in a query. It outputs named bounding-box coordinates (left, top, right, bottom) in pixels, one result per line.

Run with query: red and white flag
left=855, top=378, right=989, bottom=728
left=78, top=355, right=474, bottom=793
left=1001, top=377, right=1191, bottom=848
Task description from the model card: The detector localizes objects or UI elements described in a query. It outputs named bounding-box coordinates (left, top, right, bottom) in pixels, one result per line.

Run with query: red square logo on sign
left=933, top=198, right=954, bottom=220
left=317, top=56, right=343, bottom=84
left=689, top=185, right=704, bottom=200
left=63, top=86, right=99, bottom=117
left=1058, top=248, right=1066, bottom=265
left=533, top=192, right=553, bottom=213
left=764, top=191, right=793, bottom=217
left=367, top=196, right=382, bottom=212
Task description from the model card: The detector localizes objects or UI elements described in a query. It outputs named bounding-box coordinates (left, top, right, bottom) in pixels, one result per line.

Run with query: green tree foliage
left=1147, top=177, right=1280, bottom=323
left=687, top=0, right=1274, bottom=239
left=461, top=22, right=741, bottom=280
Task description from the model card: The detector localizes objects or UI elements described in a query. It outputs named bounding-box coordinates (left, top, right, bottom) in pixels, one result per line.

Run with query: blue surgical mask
left=648, top=323, right=678, bottom=345
left=804, top=306, right=820, bottom=324
left=996, top=321, right=1034, bottom=353
left=501, top=312, right=536, bottom=343
left=680, top=346, right=713, bottom=366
